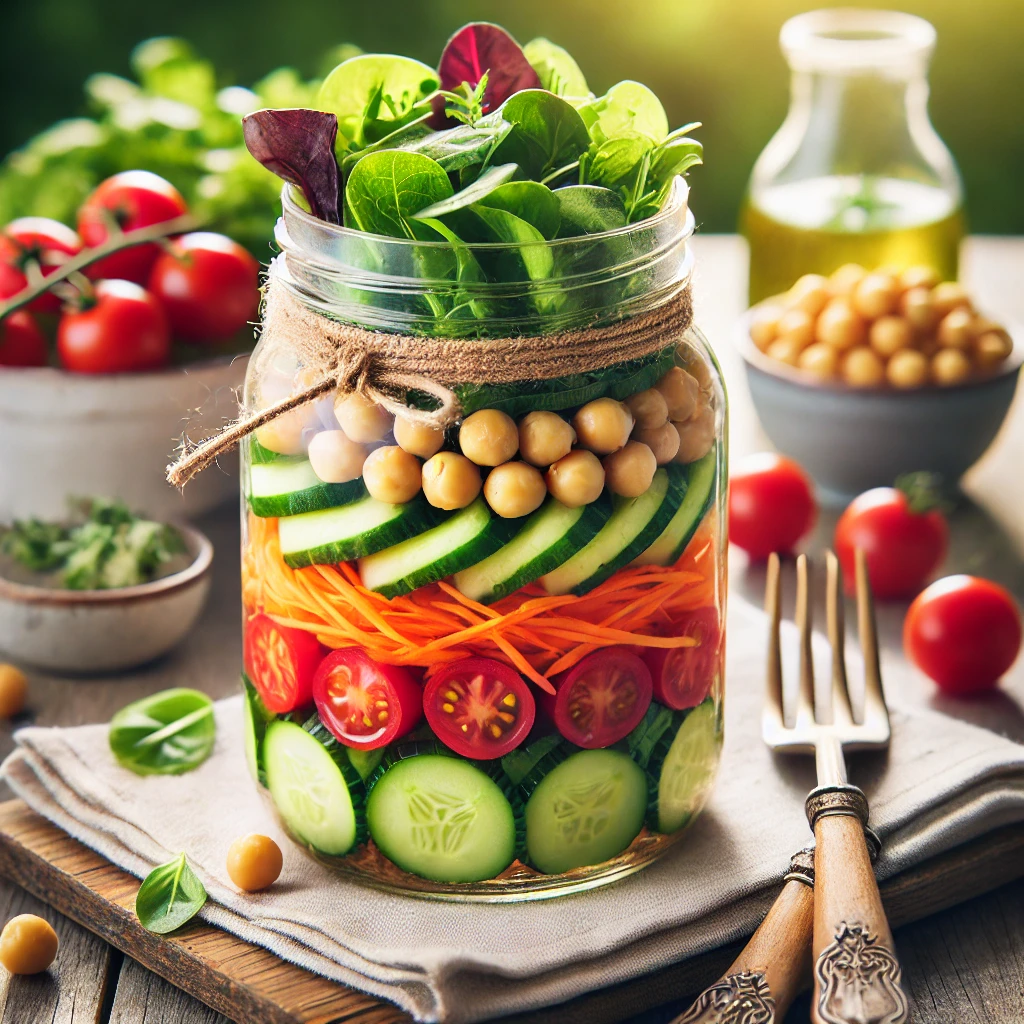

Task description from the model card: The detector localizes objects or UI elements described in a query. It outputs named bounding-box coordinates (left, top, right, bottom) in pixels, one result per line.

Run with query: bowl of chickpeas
left=738, top=263, right=1021, bottom=501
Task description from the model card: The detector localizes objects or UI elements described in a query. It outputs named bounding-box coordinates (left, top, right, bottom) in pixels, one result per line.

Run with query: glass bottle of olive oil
left=743, top=10, right=964, bottom=305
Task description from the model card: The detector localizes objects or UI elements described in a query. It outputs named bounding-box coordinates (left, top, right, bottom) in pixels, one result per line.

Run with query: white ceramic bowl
left=0, top=355, right=247, bottom=522
left=0, top=525, right=213, bottom=674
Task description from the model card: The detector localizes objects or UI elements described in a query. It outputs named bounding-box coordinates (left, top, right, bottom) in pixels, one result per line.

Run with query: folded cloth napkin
left=4, top=597, right=1024, bottom=1024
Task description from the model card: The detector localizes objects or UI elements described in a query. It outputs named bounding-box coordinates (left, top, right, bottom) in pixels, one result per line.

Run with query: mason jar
left=238, top=178, right=727, bottom=900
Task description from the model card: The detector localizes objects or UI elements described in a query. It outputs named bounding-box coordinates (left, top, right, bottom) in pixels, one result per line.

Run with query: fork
left=763, top=548, right=909, bottom=1024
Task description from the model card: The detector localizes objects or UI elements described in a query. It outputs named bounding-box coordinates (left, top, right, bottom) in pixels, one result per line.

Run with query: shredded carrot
left=243, top=512, right=720, bottom=690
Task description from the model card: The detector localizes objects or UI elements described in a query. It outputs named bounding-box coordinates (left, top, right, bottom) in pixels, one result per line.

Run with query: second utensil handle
left=809, top=786, right=909, bottom=1024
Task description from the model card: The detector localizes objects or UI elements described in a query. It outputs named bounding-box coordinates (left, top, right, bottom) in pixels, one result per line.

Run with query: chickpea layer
left=362, top=446, right=422, bottom=504
left=655, top=366, right=700, bottom=420
left=393, top=416, right=445, bottom=459
left=518, top=411, right=575, bottom=467
left=421, top=452, right=482, bottom=510
left=307, top=430, right=366, bottom=484
left=624, top=388, right=669, bottom=429
left=334, top=393, right=394, bottom=444
left=459, top=409, right=519, bottom=467
left=227, top=834, right=283, bottom=892
left=633, top=421, right=680, bottom=464
left=573, top=398, right=633, bottom=455
left=674, top=403, right=715, bottom=464
left=484, top=462, right=547, bottom=518
left=0, top=915, right=58, bottom=975
left=603, top=442, right=657, bottom=498
left=546, top=450, right=605, bottom=508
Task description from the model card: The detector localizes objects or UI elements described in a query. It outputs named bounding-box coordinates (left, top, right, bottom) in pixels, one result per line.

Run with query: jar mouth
left=781, top=8, right=936, bottom=73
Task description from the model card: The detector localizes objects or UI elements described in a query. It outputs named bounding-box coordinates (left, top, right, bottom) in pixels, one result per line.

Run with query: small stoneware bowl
left=738, top=316, right=1022, bottom=504
left=0, top=525, right=213, bottom=674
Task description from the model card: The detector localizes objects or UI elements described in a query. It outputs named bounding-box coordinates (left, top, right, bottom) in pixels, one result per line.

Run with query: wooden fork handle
left=809, top=785, right=909, bottom=1024
left=674, top=850, right=815, bottom=1023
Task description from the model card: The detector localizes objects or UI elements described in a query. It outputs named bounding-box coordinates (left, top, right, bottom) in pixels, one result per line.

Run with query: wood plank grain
left=111, top=957, right=231, bottom=1024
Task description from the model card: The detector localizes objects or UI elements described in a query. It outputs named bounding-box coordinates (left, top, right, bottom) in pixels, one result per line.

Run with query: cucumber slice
left=279, top=494, right=439, bottom=568
left=242, top=674, right=275, bottom=787
left=524, top=748, right=647, bottom=874
left=453, top=496, right=612, bottom=604
left=248, top=456, right=367, bottom=518
left=366, top=754, right=517, bottom=882
left=264, top=720, right=366, bottom=855
left=540, top=466, right=687, bottom=596
left=631, top=448, right=718, bottom=567
left=359, top=498, right=518, bottom=598
left=649, top=699, right=721, bottom=834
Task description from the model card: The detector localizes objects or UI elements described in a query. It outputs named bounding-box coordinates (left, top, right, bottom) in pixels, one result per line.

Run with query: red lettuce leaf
left=431, top=23, right=542, bottom=127
left=242, top=109, right=341, bottom=224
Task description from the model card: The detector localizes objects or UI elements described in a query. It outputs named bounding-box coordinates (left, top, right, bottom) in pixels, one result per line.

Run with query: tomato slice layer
left=643, top=607, right=721, bottom=710
left=542, top=648, right=652, bottom=749
left=314, top=648, right=423, bottom=750
left=424, top=658, right=535, bottom=759
left=244, top=613, right=323, bottom=714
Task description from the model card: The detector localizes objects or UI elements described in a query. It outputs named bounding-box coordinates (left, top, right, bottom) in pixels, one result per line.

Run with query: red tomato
left=313, top=648, right=422, bottom=750
left=729, top=453, right=816, bottom=560
left=244, top=613, right=323, bottom=713
left=0, top=312, right=48, bottom=367
left=57, top=279, right=171, bottom=374
left=0, top=217, right=82, bottom=313
left=835, top=486, right=948, bottom=600
left=148, top=232, right=260, bottom=342
left=643, top=606, right=721, bottom=710
left=77, top=171, right=188, bottom=283
left=423, top=658, right=535, bottom=759
left=541, top=648, right=652, bottom=748
left=905, top=576, right=1021, bottom=696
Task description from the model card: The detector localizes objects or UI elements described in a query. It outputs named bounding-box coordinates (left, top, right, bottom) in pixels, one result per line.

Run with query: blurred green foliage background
left=2, top=0, right=1021, bottom=235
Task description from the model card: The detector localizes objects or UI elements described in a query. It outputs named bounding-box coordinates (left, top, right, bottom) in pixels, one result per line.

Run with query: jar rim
left=780, top=8, right=936, bottom=72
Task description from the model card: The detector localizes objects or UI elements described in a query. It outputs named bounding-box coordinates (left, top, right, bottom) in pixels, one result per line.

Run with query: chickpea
left=974, top=331, right=1013, bottom=370
left=766, top=337, right=803, bottom=367
left=937, top=308, right=974, bottom=350
left=421, top=452, right=482, bottom=510
left=886, top=348, right=930, bottom=389
left=852, top=272, right=899, bottom=320
left=573, top=398, right=634, bottom=455
left=227, top=834, right=283, bottom=892
left=518, top=411, right=575, bottom=467
left=0, top=915, right=58, bottom=975
left=307, top=430, right=366, bottom=484
left=932, top=347, right=972, bottom=386
left=828, top=263, right=867, bottom=297
left=677, top=347, right=714, bottom=392
left=673, top=404, right=715, bottom=464
left=797, top=343, right=839, bottom=379
left=900, top=286, right=937, bottom=333
left=459, top=409, right=519, bottom=466
left=655, top=367, right=700, bottom=421
left=633, top=421, right=680, bottom=464
left=255, top=408, right=308, bottom=456
left=749, top=304, right=783, bottom=351
left=545, top=450, right=605, bottom=507
left=900, top=265, right=940, bottom=291
left=787, top=274, right=830, bottom=317
left=816, top=298, right=867, bottom=351
left=0, top=665, right=27, bottom=719
left=970, top=316, right=1006, bottom=340
left=334, top=393, right=394, bottom=444
left=602, top=442, right=658, bottom=498
left=932, top=281, right=972, bottom=318
left=775, top=309, right=816, bottom=350
left=484, top=462, right=547, bottom=518
left=841, top=346, right=886, bottom=388
left=624, top=388, right=669, bottom=429
left=869, top=316, right=914, bottom=358
left=362, top=446, right=422, bottom=504
left=393, top=416, right=445, bottom=459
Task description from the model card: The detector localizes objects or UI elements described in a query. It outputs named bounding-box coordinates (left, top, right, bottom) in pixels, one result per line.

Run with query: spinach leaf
left=109, top=688, right=215, bottom=776
left=471, top=205, right=554, bottom=285
left=395, top=120, right=512, bottom=174
left=476, top=181, right=561, bottom=239
left=490, top=90, right=590, bottom=181
left=415, top=217, right=495, bottom=327
left=584, top=134, right=654, bottom=194
left=339, top=113, right=434, bottom=175
left=136, top=852, right=207, bottom=935
left=579, top=81, right=669, bottom=145
left=523, top=38, right=590, bottom=100
left=554, top=185, right=627, bottom=237
left=344, top=150, right=453, bottom=238
left=412, top=163, right=518, bottom=220
left=648, top=137, right=704, bottom=191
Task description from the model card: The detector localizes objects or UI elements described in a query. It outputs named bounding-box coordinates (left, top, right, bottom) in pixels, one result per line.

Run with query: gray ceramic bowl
left=738, top=316, right=1022, bottom=504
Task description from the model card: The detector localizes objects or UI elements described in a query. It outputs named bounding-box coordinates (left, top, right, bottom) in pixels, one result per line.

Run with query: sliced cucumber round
left=264, top=720, right=366, bottom=856
left=366, top=754, right=517, bottom=882
left=524, top=748, right=647, bottom=874
left=248, top=456, right=368, bottom=518
left=650, top=699, right=721, bottom=834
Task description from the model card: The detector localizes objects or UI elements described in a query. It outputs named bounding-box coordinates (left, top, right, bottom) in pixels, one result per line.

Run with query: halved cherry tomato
left=244, top=613, right=323, bottom=714
left=0, top=217, right=82, bottom=313
left=314, top=648, right=422, bottom=750
left=541, top=648, right=652, bottom=748
left=643, top=607, right=721, bottom=710
left=424, top=657, right=535, bottom=759
left=0, top=311, right=48, bottom=367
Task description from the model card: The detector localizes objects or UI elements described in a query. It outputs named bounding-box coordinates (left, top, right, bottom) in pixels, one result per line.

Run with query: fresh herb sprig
left=109, top=688, right=216, bottom=776
left=135, top=852, right=207, bottom=934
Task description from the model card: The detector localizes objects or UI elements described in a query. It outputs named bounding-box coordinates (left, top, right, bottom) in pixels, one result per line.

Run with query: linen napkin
left=4, top=597, right=1024, bottom=1024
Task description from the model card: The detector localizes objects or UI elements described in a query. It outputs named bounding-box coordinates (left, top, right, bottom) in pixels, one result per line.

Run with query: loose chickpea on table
left=749, top=264, right=1014, bottom=389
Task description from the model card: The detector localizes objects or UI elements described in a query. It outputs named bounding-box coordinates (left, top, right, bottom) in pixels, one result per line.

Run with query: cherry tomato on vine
left=0, top=312, right=48, bottom=367
left=643, top=606, right=721, bottom=710
left=313, top=648, right=422, bottom=750
left=423, top=657, right=535, bottom=759
left=540, top=647, right=652, bottom=748
left=729, top=453, right=816, bottom=560
left=57, top=279, right=171, bottom=374
left=835, top=481, right=948, bottom=600
left=77, top=171, right=188, bottom=284
left=148, top=232, right=260, bottom=342
left=244, top=614, right=323, bottom=714
left=0, top=217, right=82, bottom=314
left=904, top=576, right=1021, bottom=696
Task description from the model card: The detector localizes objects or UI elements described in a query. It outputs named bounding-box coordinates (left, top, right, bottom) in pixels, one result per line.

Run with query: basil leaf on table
left=109, top=688, right=215, bottom=776
left=344, top=150, right=453, bottom=238
left=136, top=852, right=207, bottom=935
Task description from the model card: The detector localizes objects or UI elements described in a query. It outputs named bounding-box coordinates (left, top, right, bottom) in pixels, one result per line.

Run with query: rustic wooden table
left=0, top=236, right=1021, bottom=1023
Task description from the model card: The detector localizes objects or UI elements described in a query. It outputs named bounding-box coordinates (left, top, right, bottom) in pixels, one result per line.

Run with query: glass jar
left=742, top=8, right=964, bottom=304
left=239, top=179, right=727, bottom=900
